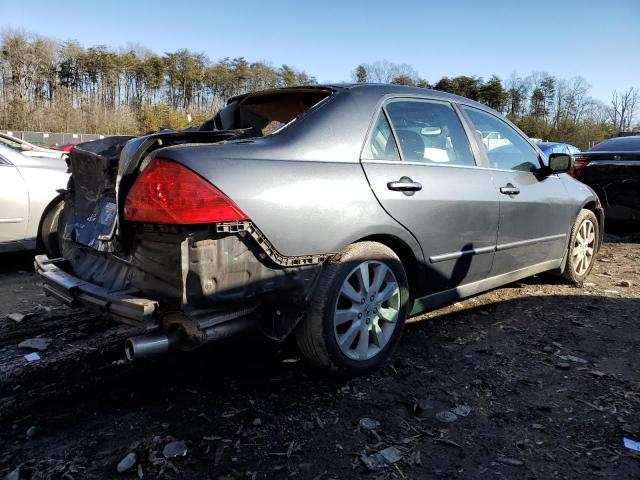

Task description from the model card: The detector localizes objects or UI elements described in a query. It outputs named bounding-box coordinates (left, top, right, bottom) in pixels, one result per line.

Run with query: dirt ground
left=0, top=241, right=639, bottom=479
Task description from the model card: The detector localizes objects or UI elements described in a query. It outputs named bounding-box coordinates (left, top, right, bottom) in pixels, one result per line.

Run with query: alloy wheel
left=573, top=218, right=595, bottom=276
left=333, top=261, right=401, bottom=361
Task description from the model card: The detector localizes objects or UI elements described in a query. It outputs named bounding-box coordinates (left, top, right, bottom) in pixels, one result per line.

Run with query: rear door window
left=462, top=106, right=541, bottom=172
left=383, top=99, right=476, bottom=166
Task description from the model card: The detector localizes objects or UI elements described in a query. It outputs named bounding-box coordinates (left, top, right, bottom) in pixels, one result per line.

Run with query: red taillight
left=568, top=157, right=591, bottom=178
left=124, top=158, right=248, bottom=224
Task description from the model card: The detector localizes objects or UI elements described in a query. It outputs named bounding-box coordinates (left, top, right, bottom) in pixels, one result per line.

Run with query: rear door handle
left=499, top=183, right=520, bottom=195
left=387, top=180, right=422, bottom=192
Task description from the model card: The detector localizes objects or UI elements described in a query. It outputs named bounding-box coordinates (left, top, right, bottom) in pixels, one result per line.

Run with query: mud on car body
left=36, top=84, right=604, bottom=374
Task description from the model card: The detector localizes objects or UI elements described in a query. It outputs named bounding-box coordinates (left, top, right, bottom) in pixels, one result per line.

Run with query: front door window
left=462, top=106, right=541, bottom=172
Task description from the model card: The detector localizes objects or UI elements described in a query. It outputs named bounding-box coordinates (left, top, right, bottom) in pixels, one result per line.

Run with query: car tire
left=562, top=209, right=599, bottom=285
left=296, top=241, right=410, bottom=375
left=39, top=200, right=64, bottom=258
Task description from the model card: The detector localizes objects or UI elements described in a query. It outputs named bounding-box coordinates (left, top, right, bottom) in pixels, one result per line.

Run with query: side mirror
left=548, top=153, right=573, bottom=173
left=20, top=144, right=33, bottom=151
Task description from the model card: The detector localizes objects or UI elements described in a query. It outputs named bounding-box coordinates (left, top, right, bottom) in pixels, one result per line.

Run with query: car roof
left=227, top=83, right=493, bottom=112
left=590, top=135, right=640, bottom=151
left=327, top=82, right=491, bottom=108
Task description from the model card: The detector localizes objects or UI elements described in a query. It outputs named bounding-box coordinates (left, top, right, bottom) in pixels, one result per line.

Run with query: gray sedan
left=36, top=84, right=603, bottom=374
left=0, top=143, right=68, bottom=256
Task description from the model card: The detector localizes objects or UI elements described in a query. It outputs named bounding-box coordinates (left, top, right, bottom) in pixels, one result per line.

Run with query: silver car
left=0, top=132, right=66, bottom=160
left=36, top=84, right=603, bottom=374
left=0, top=143, right=68, bottom=256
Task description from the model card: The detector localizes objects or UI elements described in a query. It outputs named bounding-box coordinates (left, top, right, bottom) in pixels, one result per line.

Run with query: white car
left=0, top=143, right=69, bottom=255
left=0, top=132, right=66, bottom=159
left=480, top=130, right=511, bottom=150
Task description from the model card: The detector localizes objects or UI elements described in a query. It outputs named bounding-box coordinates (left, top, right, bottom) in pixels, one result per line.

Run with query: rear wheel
left=39, top=200, right=64, bottom=258
left=296, top=241, right=410, bottom=375
left=563, top=209, right=598, bottom=285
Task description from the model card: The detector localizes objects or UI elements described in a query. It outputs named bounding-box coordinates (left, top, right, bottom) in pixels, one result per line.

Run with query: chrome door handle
left=499, top=183, right=520, bottom=195
left=387, top=181, right=422, bottom=192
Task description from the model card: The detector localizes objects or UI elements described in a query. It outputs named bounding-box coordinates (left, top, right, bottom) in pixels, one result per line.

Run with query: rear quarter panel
left=152, top=148, right=424, bottom=263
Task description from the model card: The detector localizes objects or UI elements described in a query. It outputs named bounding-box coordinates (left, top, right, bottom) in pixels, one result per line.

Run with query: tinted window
left=462, top=106, right=540, bottom=171
left=568, top=145, right=581, bottom=155
left=361, top=111, right=400, bottom=161
left=590, top=136, right=640, bottom=152
left=384, top=99, right=475, bottom=166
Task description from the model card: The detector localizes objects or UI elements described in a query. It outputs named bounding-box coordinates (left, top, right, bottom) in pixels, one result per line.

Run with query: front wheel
left=562, top=209, right=599, bottom=285
left=295, top=241, right=410, bottom=375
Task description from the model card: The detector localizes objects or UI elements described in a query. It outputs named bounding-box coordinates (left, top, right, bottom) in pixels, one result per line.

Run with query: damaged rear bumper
left=35, top=255, right=158, bottom=327
left=36, top=226, right=323, bottom=350
left=37, top=219, right=325, bottom=357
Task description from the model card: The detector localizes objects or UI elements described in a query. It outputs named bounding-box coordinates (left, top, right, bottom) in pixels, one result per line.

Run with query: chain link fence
left=0, top=130, right=107, bottom=147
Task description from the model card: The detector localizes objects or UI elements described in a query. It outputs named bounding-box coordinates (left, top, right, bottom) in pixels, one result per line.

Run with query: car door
left=360, top=97, right=500, bottom=297
left=460, top=105, right=573, bottom=275
left=0, top=151, right=29, bottom=243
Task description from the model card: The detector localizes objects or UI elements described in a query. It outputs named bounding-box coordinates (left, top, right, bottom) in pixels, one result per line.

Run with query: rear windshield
left=207, top=88, right=333, bottom=137
left=590, top=136, right=640, bottom=152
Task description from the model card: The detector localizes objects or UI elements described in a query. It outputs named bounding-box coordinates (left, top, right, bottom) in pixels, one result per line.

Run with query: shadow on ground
left=0, top=251, right=36, bottom=274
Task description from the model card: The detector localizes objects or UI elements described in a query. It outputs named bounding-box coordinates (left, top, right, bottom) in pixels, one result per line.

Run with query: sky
left=2, top=0, right=639, bottom=102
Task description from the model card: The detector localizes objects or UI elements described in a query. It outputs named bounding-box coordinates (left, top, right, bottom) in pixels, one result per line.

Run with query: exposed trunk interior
left=204, top=87, right=334, bottom=135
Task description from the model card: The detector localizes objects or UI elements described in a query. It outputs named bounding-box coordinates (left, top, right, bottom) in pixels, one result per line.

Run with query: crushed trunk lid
left=62, top=129, right=248, bottom=253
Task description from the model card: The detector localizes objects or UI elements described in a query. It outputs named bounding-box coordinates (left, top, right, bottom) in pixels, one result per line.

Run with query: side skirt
left=0, top=238, right=37, bottom=253
left=410, top=258, right=563, bottom=316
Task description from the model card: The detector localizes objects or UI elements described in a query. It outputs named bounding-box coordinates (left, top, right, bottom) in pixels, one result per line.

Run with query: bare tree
left=610, top=87, right=639, bottom=131
left=551, top=77, right=591, bottom=128
left=564, top=77, right=591, bottom=123
left=355, top=60, right=419, bottom=84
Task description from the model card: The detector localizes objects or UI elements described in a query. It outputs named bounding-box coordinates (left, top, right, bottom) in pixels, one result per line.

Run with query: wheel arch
left=36, top=193, right=65, bottom=252
left=356, top=234, right=421, bottom=302
left=560, top=202, right=603, bottom=275
left=580, top=199, right=604, bottom=253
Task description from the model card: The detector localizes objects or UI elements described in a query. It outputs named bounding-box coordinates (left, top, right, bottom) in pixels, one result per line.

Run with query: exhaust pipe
left=125, top=313, right=257, bottom=360
left=125, top=332, right=174, bottom=360
left=203, top=315, right=256, bottom=342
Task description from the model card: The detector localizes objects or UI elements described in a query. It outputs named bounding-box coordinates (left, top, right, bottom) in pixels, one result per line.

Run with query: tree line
left=0, top=30, right=315, bottom=134
left=0, top=30, right=637, bottom=150
left=354, top=61, right=638, bottom=149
